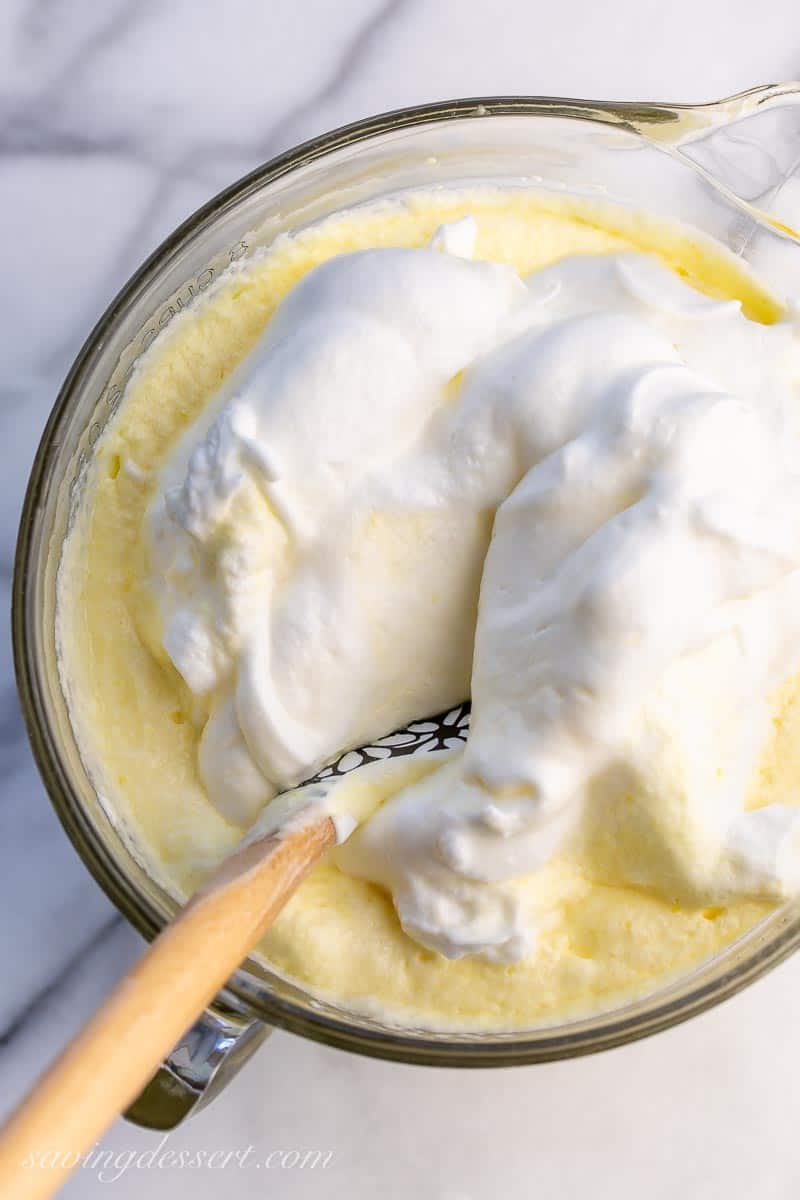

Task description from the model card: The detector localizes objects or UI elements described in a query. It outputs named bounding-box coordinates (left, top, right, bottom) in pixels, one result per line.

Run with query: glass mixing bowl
left=13, top=85, right=800, bottom=1127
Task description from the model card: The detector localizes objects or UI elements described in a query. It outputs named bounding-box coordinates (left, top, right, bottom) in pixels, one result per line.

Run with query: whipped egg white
left=140, top=214, right=800, bottom=964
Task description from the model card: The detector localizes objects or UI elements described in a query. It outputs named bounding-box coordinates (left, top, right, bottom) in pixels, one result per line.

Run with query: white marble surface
left=2, top=1, right=800, bottom=1196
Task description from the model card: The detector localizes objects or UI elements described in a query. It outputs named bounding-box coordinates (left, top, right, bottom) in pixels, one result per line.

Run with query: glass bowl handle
left=124, top=1003, right=271, bottom=1130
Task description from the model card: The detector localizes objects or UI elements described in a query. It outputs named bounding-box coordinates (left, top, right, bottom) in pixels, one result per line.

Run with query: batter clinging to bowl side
left=58, top=185, right=800, bottom=1029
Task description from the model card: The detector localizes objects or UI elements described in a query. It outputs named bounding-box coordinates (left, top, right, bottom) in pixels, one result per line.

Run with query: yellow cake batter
left=58, top=187, right=796, bottom=1030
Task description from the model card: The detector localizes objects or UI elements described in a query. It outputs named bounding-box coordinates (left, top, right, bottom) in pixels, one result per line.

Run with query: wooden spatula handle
left=0, top=814, right=336, bottom=1200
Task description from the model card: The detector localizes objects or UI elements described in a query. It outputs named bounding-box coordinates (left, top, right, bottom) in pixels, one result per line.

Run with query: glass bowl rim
left=14, top=91, right=800, bottom=1066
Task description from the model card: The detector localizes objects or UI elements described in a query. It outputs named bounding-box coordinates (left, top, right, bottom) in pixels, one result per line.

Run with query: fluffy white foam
left=145, top=220, right=800, bottom=960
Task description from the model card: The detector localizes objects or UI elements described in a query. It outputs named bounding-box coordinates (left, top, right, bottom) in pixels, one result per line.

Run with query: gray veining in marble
left=2, top=2, right=800, bottom=1196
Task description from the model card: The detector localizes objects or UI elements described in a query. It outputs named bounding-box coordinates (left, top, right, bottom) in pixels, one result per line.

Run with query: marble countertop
left=2, top=2, right=800, bottom=1196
